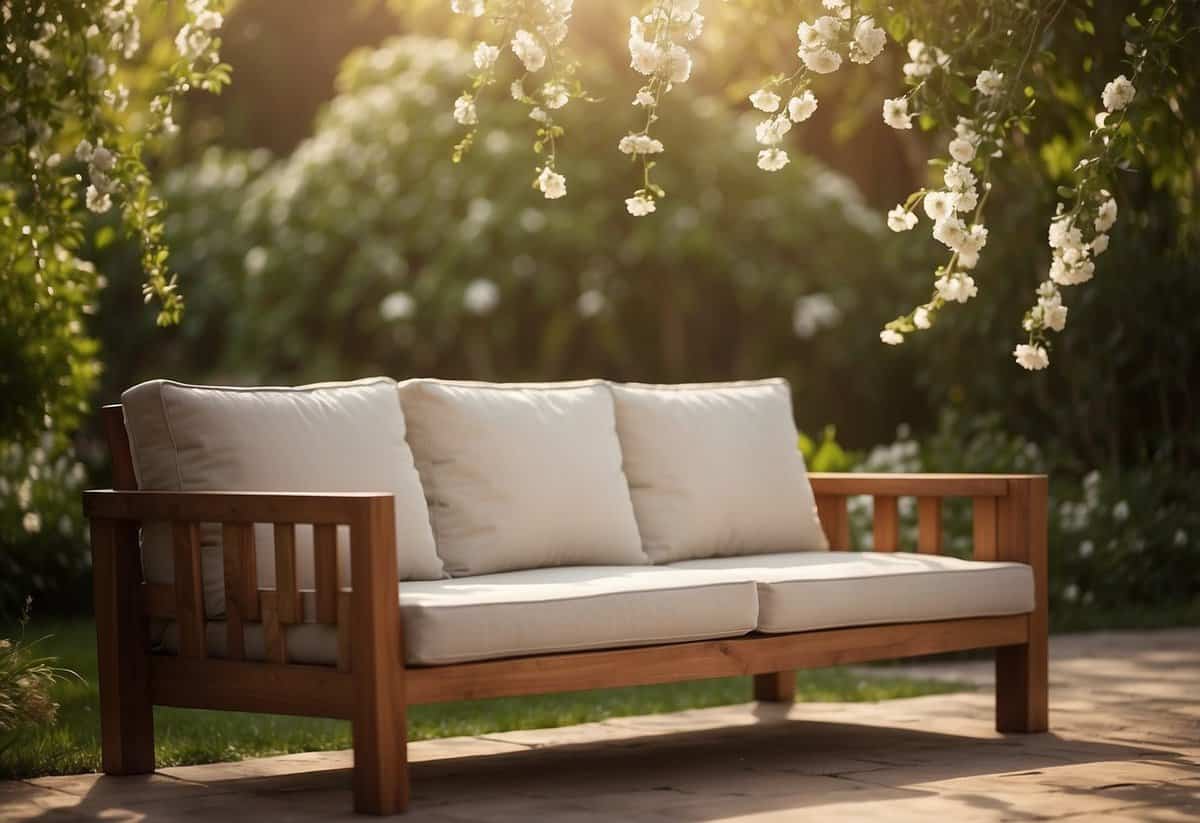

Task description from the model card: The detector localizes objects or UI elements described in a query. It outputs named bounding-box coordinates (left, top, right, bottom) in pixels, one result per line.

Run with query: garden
left=2, top=0, right=1198, bottom=795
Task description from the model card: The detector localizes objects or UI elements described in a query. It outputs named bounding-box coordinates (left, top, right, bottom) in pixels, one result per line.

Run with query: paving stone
left=1, top=627, right=1196, bottom=820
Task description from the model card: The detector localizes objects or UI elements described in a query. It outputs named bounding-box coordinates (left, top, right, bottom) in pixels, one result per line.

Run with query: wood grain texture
left=973, top=496, right=1000, bottom=561
left=810, top=473, right=1012, bottom=497
left=171, top=522, right=206, bottom=659
left=92, top=517, right=155, bottom=774
left=222, top=523, right=251, bottom=660
left=260, top=591, right=287, bottom=664
left=83, top=489, right=388, bottom=525
left=753, top=671, right=795, bottom=702
left=995, top=476, right=1050, bottom=733
left=150, top=656, right=354, bottom=718
left=314, top=523, right=339, bottom=624
left=872, top=495, right=900, bottom=552
left=349, top=496, right=408, bottom=814
left=917, top=497, right=943, bottom=554
left=404, top=615, right=1029, bottom=705
left=814, top=494, right=850, bottom=550
left=337, top=591, right=353, bottom=674
left=274, top=523, right=300, bottom=625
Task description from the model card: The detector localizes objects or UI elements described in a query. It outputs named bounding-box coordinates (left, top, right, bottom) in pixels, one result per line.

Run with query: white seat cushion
left=163, top=565, right=759, bottom=666
left=611, top=379, right=828, bottom=563
left=123, top=378, right=444, bottom=616
left=397, top=379, right=647, bottom=576
left=669, top=552, right=1034, bottom=632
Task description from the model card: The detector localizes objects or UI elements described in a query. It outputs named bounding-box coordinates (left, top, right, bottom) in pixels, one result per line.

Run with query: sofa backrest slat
left=259, top=591, right=288, bottom=663
left=973, top=496, right=1000, bottom=561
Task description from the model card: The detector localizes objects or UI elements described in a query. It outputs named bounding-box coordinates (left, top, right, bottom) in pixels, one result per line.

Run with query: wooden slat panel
left=83, top=490, right=384, bottom=525
left=814, top=494, right=850, bottom=550
left=260, top=591, right=287, bottom=664
left=917, top=497, right=943, bottom=554
left=149, top=656, right=354, bottom=719
left=100, top=405, right=138, bottom=491
left=337, top=591, right=352, bottom=673
left=810, top=473, right=1011, bottom=497
left=973, top=496, right=1000, bottom=561
left=872, top=495, right=900, bottom=551
left=141, top=582, right=176, bottom=619
left=222, top=523, right=254, bottom=660
left=753, top=671, right=795, bottom=702
left=405, top=615, right=1029, bottom=705
left=171, top=522, right=206, bottom=659
left=274, top=523, right=300, bottom=624
left=314, top=524, right=339, bottom=624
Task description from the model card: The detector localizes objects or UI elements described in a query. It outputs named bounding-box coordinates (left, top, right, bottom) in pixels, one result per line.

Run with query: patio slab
left=3, top=628, right=1197, bottom=821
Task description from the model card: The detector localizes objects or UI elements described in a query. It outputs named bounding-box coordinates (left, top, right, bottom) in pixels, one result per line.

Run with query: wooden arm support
left=803, top=472, right=1049, bottom=732
left=85, top=488, right=409, bottom=813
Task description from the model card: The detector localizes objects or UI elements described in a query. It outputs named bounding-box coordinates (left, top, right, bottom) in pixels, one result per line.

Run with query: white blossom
left=882, top=97, right=913, bottom=129
left=625, top=193, right=656, bottom=216
left=787, top=90, right=818, bottom=123
left=618, top=133, right=664, bottom=155
left=887, top=206, right=918, bottom=232
left=913, top=306, right=932, bottom=329
left=849, top=16, right=886, bottom=64
left=1094, top=197, right=1118, bottom=232
left=536, top=165, right=567, bottom=199
left=799, top=46, right=842, bottom=74
left=542, top=83, right=569, bottom=109
left=948, top=137, right=976, bottom=163
left=463, top=278, right=499, bottom=314
left=975, top=69, right=1005, bottom=97
left=22, top=511, right=41, bottom=534
left=755, top=115, right=792, bottom=146
left=792, top=293, right=841, bottom=338
left=380, top=291, right=415, bottom=321
left=1013, top=343, right=1049, bottom=370
left=85, top=184, right=112, bottom=213
left=757, top=148, right=789, bottom=172
left=1091, top=233, right=1109, bottom=255
left=1101, top=74, right=1136, bottom=112
left=749, top=89, right=781, bottom=113
left=512, top=29, right=546, bottom=73
left=943, top=162, right=977, bottom=193
left=633, top=89, right=655, bottom=107
left=577, top=289, right=606, bottom=318
left=451, top=0, right=485, bottom=17
left=935, top=271, right=978, bottom=303
left=903, top=39, right=949, bottom=78
left=75, top=139, right=94, bottom=163
left=923, top=191, right=955, bottom=222
left=880, top=329, right=904, bottom=345
left=473, top=42, right=500, bottom=70
left=453, top=94, right=478, bottom=125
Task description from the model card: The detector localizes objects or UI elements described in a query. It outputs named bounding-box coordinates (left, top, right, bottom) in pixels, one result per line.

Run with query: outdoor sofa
left=85, top=377, right=1048, bottom=815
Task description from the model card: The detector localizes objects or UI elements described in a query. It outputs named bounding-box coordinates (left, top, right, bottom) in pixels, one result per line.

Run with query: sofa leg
left=92, top=519, right=156, bottom=774
left=753, top=671, right=796, bottom=702
left=995, top=639, right=1048, bottom=733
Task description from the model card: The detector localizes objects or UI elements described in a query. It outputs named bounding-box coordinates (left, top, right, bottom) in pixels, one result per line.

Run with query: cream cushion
left=397, top=379, right=647, bottom=576
left=161, top=565, right=759, bottom=665
left=122, top=378, right=444, bottom=616
left=669, top=552, right=1034, bottom=631
left=611, top=379, right=829, bottom=563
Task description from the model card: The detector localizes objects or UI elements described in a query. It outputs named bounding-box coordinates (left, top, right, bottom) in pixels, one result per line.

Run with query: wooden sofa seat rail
left=89, top=404, right=1048, bottom=816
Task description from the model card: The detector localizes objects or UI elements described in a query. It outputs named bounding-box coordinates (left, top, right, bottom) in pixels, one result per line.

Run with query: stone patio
left=4, top=628, right=1197, bottom=821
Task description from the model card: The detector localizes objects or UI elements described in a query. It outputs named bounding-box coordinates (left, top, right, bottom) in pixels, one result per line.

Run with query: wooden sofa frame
left=86, top=404, right=1048, bottom=815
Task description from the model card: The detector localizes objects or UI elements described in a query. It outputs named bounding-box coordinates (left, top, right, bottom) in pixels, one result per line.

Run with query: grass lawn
left=0, top=617, right=965, bottom=780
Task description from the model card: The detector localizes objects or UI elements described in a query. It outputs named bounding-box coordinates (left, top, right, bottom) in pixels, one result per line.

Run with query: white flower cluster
left=75, top=139, right=119, bottom=214
left=450, top=0, right=576, bottom=201
left=175, top=0, right=224, bottom=62
left=750, top=0, right=885, bottom=175
left=621, top=0, right=704, bottom=216
left=880, top=54, right=1008, bottom=346
left=1014, top=70, right=1136, bottom=370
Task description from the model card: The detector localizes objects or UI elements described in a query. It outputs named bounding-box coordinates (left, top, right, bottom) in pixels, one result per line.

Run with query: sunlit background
left=5, top=0, right=1198, bottom=630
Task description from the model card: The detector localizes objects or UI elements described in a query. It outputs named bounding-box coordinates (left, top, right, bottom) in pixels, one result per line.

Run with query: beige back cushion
left=611, top=379, right=829, bottom=563
left=397, top=379, right=648, bottom=576
left=122, top=378, right=444, bottom=616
